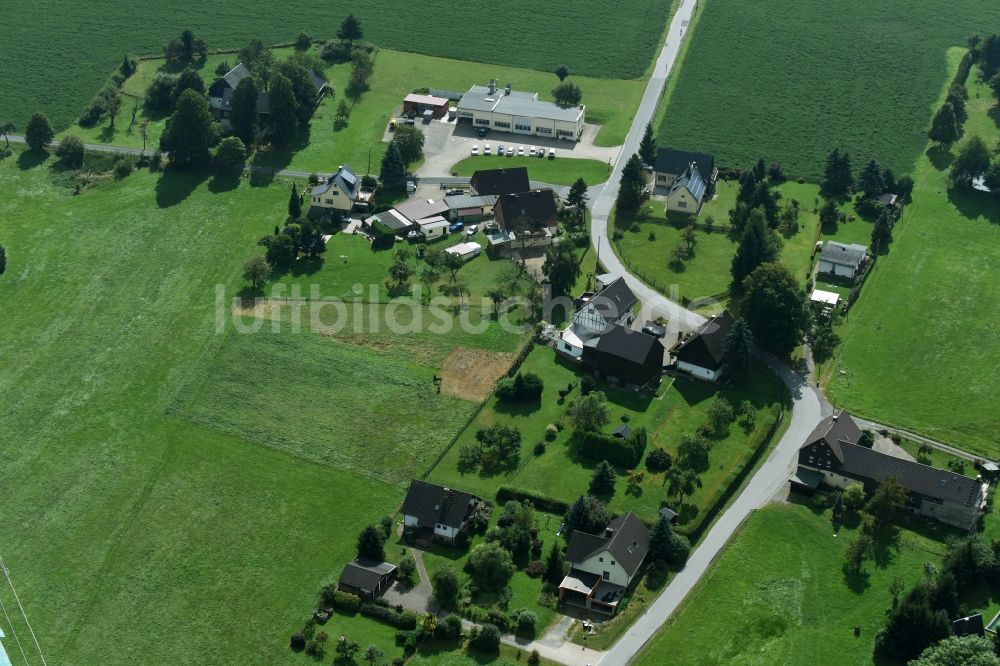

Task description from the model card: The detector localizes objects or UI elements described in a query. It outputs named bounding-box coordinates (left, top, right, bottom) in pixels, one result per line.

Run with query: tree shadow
left=98, top=125, right=117, bottom=143
left=155, top=166, right=209, bottom=208
left=925, top=145, right=954, bottom=171
left=842, top=563, right=871, bottom=594
left=989, top=104, right=1000, bottom=130
left=672, top=376, right=715, bottom=407
left=871, top=527, right=901, bottom=569
left=948, top=186, right=1000, bottom=225
left=493, top=400, right=542, bottom=417
left=207, top=169, right=242, bottom=193
left=17, top=149, right=49, bottom=170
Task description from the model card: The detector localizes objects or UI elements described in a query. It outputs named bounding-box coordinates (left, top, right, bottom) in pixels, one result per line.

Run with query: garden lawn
left=824, top=53, right=1000, bottom=456
left=4, top=0, right=673, bottom=131
left=451, top=155, right=612, bottom=187
left=654, top=0, right=1000, bottom=179
left=0, top=154, right=405, bottom=664
left=635, top=503, right=949, bottom=666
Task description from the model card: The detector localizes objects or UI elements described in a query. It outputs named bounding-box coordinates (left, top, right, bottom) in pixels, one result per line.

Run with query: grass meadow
left=451, top=155, right=612, bottom=186
left=4, top=0, right=672, bottom=132
left=635, top=502, right=951, bottom=666
left=654, top=0, right=1000, bottom=179
left=823, top=53, right=1000, bottom=456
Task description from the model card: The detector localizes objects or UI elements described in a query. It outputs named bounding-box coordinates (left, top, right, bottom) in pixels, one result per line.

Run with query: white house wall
left=577, top=549, right=631, bottom=587
left=677, top=361, right=718, bottom=382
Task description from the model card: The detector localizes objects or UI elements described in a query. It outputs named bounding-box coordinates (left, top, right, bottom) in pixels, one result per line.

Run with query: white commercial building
left=456, top=80, right=585, bottom=141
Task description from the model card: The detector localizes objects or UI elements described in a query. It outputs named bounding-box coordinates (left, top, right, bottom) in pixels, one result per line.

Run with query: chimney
left=488, top=79, right=497, bottom=95
left=505, top=82, right=512, bottom=96
left=604, top=527, right=614, bottom=538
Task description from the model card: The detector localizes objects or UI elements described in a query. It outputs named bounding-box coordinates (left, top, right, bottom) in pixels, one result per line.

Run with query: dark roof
left=311, top=165, right=359, bottom=200
left=401, top=480, right=477, bottom=530
left=952, top=614, right=985, bottom=637
left=338, top=559, right=396, bottom=591
left=669, top=163, right=707, bottom=201
left=873, top=193, right=899, bottom=207
left=588, top=277, right=638, bottom=325
left=673, top=310, right=734, bottom=371
left=565, top=512, right=649, bottom=578
left=495, top=189, right=558, bottom=231
left=802, top=412, right=982, bottom=505
left=658, top=507, right=678, bottom=523
left=596, top=325, right=660, bottom=366
left=613, top=424, right=632, bottom=439
left=208, top=63, right=251, bottom=98
left=307, top=68, right=328, bottom=93
left=471, top=167, right=530, bottom=196
left=819, top=241, right=867, bottom=269
left=653, top=147, right=715, bottom=179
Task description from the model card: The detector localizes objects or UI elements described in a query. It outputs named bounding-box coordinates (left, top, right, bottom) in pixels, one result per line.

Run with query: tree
left=0, top=245, right=6, bottom=275
left=859, top=430, right=875, bottom=448
left=821, top=148, right=853, bottom=197
left=616, top=153, right=645, bottom=213
left=214, top=136, right=246, bottom=170
left=639, top=122, right=656, bottom=164
left=542, top=242, right=580, bottom=297
left=24, top=112, right=54, bottom=151
left=338, top=14, right=364, bottom=47
left=392, top=125, right=425, bottom=165
left=544, top=542, right=565, bottom=585
left=722, top=316, right=753, bottom=384
left=677, top=433, right=711, bottom=472
left=55, top=135, right=85, bottom=168
left=991, top=73, right=1000, bottom=101
left=947, top=86, right=968, bottom=124
left=397, top=553, right=416, bottom=586
left=706, top=398, right=735, bottom=438
left=348, top=50, right=374, bottom=96
left=145, top=73, right=178, bottom=113
left=680, top=225, right=697, bottom=257
left=911, top=636, right=1000, bottom=666
left=357, top=524, right=386, bottom=562
left=485, top=286, right=508, bottom=314
left=818, top=199, right=839, bottom=230
left=99, top=87, right=122, bottom=128
left=464, top=542, right=515, bottom=591
left=473, top=424, right=522, bottom=473
left=648, top=513, right=689, bottom=564
left=740, top=262, right=811, bottom=357
left=387, top=248, right=413, bottom=292
left=571, top=391, right=610, bottom=433
left=295, top=31, right=313, bottom=51
left=875, top=585, right=950, bottom=661
left=334, top=99, right=351, bottom=130
left=431, top=566, right=460, bottom=609
left=554, top=64, right=570, bottom=81
left=929, top=103, right=961, bottom=147
left=178, top=29, right=207, bottom=64
left=589, top=460, right=617, bottom=496
left=278, top=61, right=321, bottom=124
left=866, top=475, right=907, bottom=531
left=844, top=532, right=873, bottom=573
left=0, top=121, right=15, bottom=150
left=810, top=324, right=841, bottom=364
left=730, top=211, right=780, bottom=291
left=951, top=135, right=991, bottom=188
left=984, top=160, right=1000, bottom=194
left=161, top=89, right=217, bottom=167
left=552, top=81, right=582, bottom=107
left=172, top=69, right=205, bottom=105
left=259, top=232, right=296, bottom=267
left=267, top=73, right=299, bottom=145
left=665, top=466, right=702, bottom=505
left=288, top=183, right=302, bottom=220
left=241, top=255, right=271, bottom=291
left=871, top=208, right=894, bottom=251
left=858, top=159, right=884, bottom=197
left=564, top=495, right=611, bottom=535
left=379, top=141, right=406, bottom=185
left=361, top=644, right=385, bottom=666
left=473, top=624, right=501, bottom=654
left=238, top=39, right=275, bottom=88
left=566, top=177, right=589, bottom=225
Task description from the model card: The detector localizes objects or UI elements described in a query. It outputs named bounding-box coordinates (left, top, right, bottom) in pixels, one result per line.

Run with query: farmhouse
left=653, top=148, right=716, bottom=189
left=818, top=241, right=868, bottom=279
left=208, top=62, right=326, bottom=129
left=308, top=165, right=360, bottom=216
left=487, top=189, right=558, bottom=254
left=558, top=274, right=638, bottom=359
left=558, top=512, right=649, bottom=615
left=795, top=411, right=987, bottom=531
left=664, top=163, right=709, bottom=215
left=456, top=80, right=585, bottom=141
left=671, top=309, right=734, bottom=382
left=587, top=324, right=665, bottom=388
left=337, top=559, right=397, bottom=601
left=470, top=167, right=530, bottom=196
left=401, top=480, right=480, bottom=545
left=402, top=93, right=449, bottom=119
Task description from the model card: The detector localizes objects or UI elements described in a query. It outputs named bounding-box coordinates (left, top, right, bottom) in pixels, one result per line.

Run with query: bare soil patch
left=438, top=347, right=515, bottom=402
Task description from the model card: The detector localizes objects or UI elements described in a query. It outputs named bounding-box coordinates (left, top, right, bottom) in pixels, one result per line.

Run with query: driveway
left=381, top=548, right=437, bottom=615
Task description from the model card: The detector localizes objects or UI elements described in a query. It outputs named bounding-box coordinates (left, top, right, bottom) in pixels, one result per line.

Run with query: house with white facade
left=401, top=480, right=480, bottom=545
left=664, top=163, right=709, bottom=215
left=818, top=241, right=868, bottom=279
left=557, top=274, right=638, bottom=360
left=558, top=512, right=649, bottom=614
left=671, top=309, right=734, bottom=382
left=652, top=147, right=716, bottom=189
left=308, top=165, right=360, bottom=216
left=456, top=80, right=585, bottom=141
left=794, top=411, right=988, bottom=531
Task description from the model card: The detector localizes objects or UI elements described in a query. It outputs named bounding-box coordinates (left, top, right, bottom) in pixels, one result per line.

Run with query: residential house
left=337, top=559, right=398, bottom=601
left=208, top=62, right=327, bottom=129
left=664, top=163, right=709, bottom=215
left=456, top=80, right=585, bottom=141
left=403, top=93, right=449, bottom=119
left=818, top=241, right=868, bottom=279
left=671, top=309, right=734, bottom=382
left=795, top=411, right=987, bottom=531
left=586, top=325, right=664, bottom=388
left=489, top=189, right=558, bottom=254
left=952, top=614, right=986, bottom=637
left=652, top=148, right=716, bottom=189
left=558, top=512, right=649, bottom=614
left=394, top=197, right=452, bottom=226
left=470, top=167, right=530, bottom=197
left=557, top=274, right=638, bottom=359
left=444, top=193, right=499, bottom=223
left=401, top=480, right=480, bottom=545
left=308, top=165, right=360, bottom=218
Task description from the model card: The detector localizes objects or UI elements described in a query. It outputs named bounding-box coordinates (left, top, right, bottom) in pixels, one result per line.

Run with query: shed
left=445, top=242, right=482, bottom=262
left=403, top=93, right=449, bottom=118
left=810, top=289, right=840, bottom=310
left=338, top=559, right=397, bottom=601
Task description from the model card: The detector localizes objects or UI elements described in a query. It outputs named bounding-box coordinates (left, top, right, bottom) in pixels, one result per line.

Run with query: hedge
left=577, top=428, right=647, bottom=468
left=496, top=486, right=568, bottom=515
left=331, top=590, right=361, bottom=613
left=360, top=603, right=417, bottom=630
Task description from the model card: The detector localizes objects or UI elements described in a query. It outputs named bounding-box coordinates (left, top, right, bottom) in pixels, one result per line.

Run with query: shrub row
left=496, top=372, right=543, bottom=403
left=331, top=590, right=361, bottom=613
left=359, top=602, right=417, bottom=630
left=577, top=428, right=647, bottom=468
left=495, top=486, right=568, bottom=515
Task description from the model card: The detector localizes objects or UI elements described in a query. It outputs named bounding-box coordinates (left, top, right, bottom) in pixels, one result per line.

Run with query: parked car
left=484, top=221, right=499, bottom=232
left=406, top=179, right=416, bottom=194
left=471, top=144, right=479, bottom=156
left=477, top=126, right=488, bottom=138
left=484, top=144, right=491, bottom=155
left=465, top=224, right=479, bottom=236
left=497, top=145, right=505, bottom=156
left=449, top=222, right=465, bottom=233
left=406, top=230, right=426, bottom=243
left=642, top=322, right=667, bottom=338
left=529, top=147, right=536, bottom=157
left=548, top=148, right=556, bottom=159
left=517, top=146, right=525, bottom=156
left=446, top=189, right=465, bottom=196
left=506, top=148, right=514, bottom=157
left=537, top=149, right=545, bottom=158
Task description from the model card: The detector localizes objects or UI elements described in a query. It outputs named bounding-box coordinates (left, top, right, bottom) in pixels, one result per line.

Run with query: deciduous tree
left=392, top=125, right=425, bottom=165
left=24, top=112, right=54, bottom=151
left=431, top=566, right=460, bottom=609
left=242, top=255, right=271, bottom=290
left=267, top=73, right=300, bottom=145
left=542, top=242, right=580, bottom=297
left=161, top=89, right=217, bottom=167
left=464, top=542, right=515, bottom=591
left=571, top=391, right=610, bottom=433
left=55, top=135, right=85, bottom=168
left=929, top=103, right=961, bottom=147
left=740, top=262, right=811, bottom=356
left=950, top=135, right=991, bottom=188
left=552, top=81, right=582, bottom=107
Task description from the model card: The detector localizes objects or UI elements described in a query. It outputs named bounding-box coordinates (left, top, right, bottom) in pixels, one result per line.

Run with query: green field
left=824, top=54, right=1000, bottom=456
left=4, top=0, right=673, bottom=132
left=655, top=0, right=1000, bottom=179
left=636, top=503, right=950, bottom=665
left=451, top=155, right=611, bottom=186
left=612, top=180, right=823, bottom=304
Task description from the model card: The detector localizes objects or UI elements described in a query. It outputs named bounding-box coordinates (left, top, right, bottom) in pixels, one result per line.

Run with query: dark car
left=446, top=189, right=465, bottom=196
left=449, top=222, right=465, bottom=233
left=642, top=322, right=667, bottom=338
left=477, top=126, right=488, bottom=138
left=406, top=230, right=426, bottom=244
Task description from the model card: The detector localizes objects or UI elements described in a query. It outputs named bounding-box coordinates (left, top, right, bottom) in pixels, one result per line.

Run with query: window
left=493, top=121, right=511, bottom=129
left=603, top=571, right=610, bottom=581
left=536, top=127, right=553, bottom=135
left=598, top=557, right=604, bottom=562
left=678, top=200, right=687, bottom=209
left=557, top=129, right=574, bottom=138
left=325, top=199, right=334, bottom=205
left=515, top=121, right=531, bottom=131
left=610, top=560, right=616, bottom=566
left=474, top=118, right=490, bottom=126
left=657, top=174, right=667, bottom=182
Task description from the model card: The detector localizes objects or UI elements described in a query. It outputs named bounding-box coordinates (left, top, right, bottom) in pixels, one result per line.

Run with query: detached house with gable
left=401, top=480, right=480, bottom=546
left=558, top=512, right=649, bottom=615
left=308, top=165, right=360, bottom=217
left=818, top=241, right=868, bottom=280
left=671, top=309, right=734, bottom=382
left=209, top=62, right=327, bottom=130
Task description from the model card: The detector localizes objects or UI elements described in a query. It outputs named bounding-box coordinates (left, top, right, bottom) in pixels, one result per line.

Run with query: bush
left=646, top=448, right=672, bottom=472
left=496, top=486, right=568, bottom=515
left=528, top=649, right=541, bottom=665
left=533, top=441, right=546, bottom=456
left=512, top=608, right=538, bottom=635
left=145, top=73, right=178, bottom=113
left=113, top=156, right=134, bottom=179
left=56, top=136, right=85, bottom=169
left=580, top=375, right=596, bottom=395
left=524, top=560, right=545, bottom=578
left=214, top=136, right=247, bottom=170
left=578, top=428, right=647, bottom=467
left=435, top=615, right=463, bottom=640
left=496, top=372, right=544, bottom=402
left=545, top=424, right=558, bottom=441
left=290, top=633, right=306, bottom=651
left=359, top=603, right=417, bottom=629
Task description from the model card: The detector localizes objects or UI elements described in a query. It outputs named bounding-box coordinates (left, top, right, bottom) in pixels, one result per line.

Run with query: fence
left=429, top=88, right=466, bottom=101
